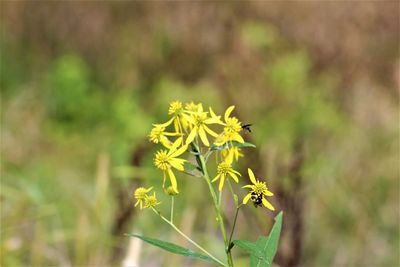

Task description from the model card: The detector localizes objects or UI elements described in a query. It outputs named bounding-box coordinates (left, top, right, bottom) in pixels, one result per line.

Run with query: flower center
left=252, top=181, right=268, bottom=195
left=154, top=150, right=170, bottom=170
left=225, top=117, right=241, bottom=133
left=134, top=187, right=148, bottom=200
left=169, top=101, right=183, bottom=115
left=149, top=126, right=165, bottom=143
left=144, top=195, right=158, bottom=208
left=217, top=162, right=232, bottom=175
left=193, top=113, right=207, bottom=127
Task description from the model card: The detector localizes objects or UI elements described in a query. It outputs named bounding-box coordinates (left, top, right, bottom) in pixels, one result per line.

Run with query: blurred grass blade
left=127, top=234, right=218, bottom=264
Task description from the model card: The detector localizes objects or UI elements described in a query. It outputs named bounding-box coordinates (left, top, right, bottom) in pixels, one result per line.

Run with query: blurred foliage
left=1, top=2, right=399, bottom=267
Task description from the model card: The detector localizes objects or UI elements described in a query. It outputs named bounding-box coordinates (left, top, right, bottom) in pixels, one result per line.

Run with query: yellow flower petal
left=243, top=193, right=252, bottom=204
left=169, top=158, right=185, bottom=171
left=265, top=190, right=274, bottom=196
left=248, top=168, right=257, bottom=184
left=170, top=144, right=187, bottom=158
left=218, top=175, right=225, bottom=191
left=211, top=174, right=221, bottom=183
left=203, top=125, right=219, bottom=137
left=198, top=126, right=209, bottom=146
left=229, top=172, right=239, bottom=183
left=262, top=198, right=275, bottom=211
left=242, top=185, right=253, bottom=189
left=168, top=138, right=183, bottom=154
left=232, top=133, right=245, bottom=143
left=157, top=117, right=174, bottom=128
left=167, top=168, right=179, bottom=193
left=224, top=105, right=235, bottom=122
left=186, top=127, right=197, bottom=144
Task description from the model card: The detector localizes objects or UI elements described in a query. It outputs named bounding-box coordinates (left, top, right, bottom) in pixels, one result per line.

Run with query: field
left=1, top=2, right=399, bottom=267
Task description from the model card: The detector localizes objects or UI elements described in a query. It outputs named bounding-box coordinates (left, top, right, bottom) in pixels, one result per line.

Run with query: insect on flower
left=242, top=168, right=275, bottom=210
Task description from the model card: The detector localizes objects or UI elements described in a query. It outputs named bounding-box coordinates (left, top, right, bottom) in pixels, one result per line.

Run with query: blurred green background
left=1, top=2, right=399, bottom=267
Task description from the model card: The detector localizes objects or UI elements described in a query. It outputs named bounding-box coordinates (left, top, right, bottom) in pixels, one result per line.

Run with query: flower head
left=215, top=106, right=244, bottom=146
left=148, top=125, right=180, bottom=148
left=144, top=192, right=161, bottom=209
left=242, top=168, right=274, bottom=210
left=134, top=187, right=153, bottom=209
left=168, top=101, right=183, bottom=115
left=185, top=105, right=222, bottom=146
left=154, top=138, right=187, bottom=193
left=212, top=160, right=241, bottom=191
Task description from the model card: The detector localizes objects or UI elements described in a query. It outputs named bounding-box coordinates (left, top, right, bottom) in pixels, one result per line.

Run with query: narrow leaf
left=210, top=141, right=256, bottom=152
left=127, top=234, right=217, bottom=264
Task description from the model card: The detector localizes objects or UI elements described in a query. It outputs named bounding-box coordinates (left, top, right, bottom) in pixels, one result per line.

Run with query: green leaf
left=127, top=234, right=218, bottom=264
left=233, top=212, right=283, bottom=267
left=259, top=211, right=283, bottom=267
left=252, top=212, right=283, bottom=267
left=210, top=141, right=256, bottom=152
left=232, top=240, right=258, bottom=254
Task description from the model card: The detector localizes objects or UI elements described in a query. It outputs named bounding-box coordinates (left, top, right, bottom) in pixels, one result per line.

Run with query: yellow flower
left=185, top=105, right=221, bottom=146
left=212, top=160, right=241, bottom=191
left=154, top=138, right=187, bottom=193
left=158, top=101, right=188, bottom=134
left=222, top=147, right=243, bottom=162
left=215, top=106, right=244, bottom=145
left=242, top=168, right=274, bottom=210
left=148, top=124, right=181, bottom=148
left=134, top=187, right=153, bottom=209
left=185, top=101, right=202, bottom=113
left=144, top=192, right=161, bottom=209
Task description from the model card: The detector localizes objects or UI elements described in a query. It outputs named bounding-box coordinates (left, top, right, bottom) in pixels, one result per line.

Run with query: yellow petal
left=211, top=174, right=221, bottom=183
left=265, top=190, right=274, bottom=196
left=186, top=127, right=197, bottom=144
left=169, top=137, right=183, bottom=154
left=169, top=158, right=185, bottom=171
left=204, top=117, right=221, bottom=124
left=232, top=133, right=245, bottom=143
left=145, top=187, right=153, bottom=192
left=218, top=175, right=225, bottom=191
left=168, top=168, right=179, bottom=193
left=262, top=198, right=275, bottom=211
left=203, top=125, right=219, bottom=137
left=224, top=105, right=235, bottom=122
left=242, top=185, right=253, bottom=189
left=199, top=126, right=209, bottom=146
left=157, top=117, right=174, bottom=127
left=170, top=144, right=187, bottom=158
left=243, top=193, right=251, bottom=204
left=229, top=172, right=239, bottom=183
left=248, top=168, right=257, bottom=184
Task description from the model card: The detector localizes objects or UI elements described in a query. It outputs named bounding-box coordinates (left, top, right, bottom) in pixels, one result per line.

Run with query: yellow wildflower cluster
left=140, top=100, right=274, bottom=210
left=134, top=187, right=160, bottom=209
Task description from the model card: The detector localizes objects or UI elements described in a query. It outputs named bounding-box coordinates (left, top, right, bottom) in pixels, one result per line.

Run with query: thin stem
left=227, top=206, right=241, bottom=252
left=151, top=208, right=227, bottom=267
left=194, top=146, right=233, bottom=267
left=170, top=196, right=174, bottom=224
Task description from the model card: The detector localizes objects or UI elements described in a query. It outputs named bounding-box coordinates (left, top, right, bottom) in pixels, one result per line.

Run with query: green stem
left=192, top=143, right=233, bottom=267
left=170, top=196, right=174, bottom=224
left=227, top=206, right=241, bottom=252
left=151, top=208, right=227, bottom=267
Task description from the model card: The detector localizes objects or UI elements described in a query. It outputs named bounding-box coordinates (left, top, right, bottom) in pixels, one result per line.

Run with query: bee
left=250, top=192, right=263, bottom=207
left=241, top=123, right=252, bottom=133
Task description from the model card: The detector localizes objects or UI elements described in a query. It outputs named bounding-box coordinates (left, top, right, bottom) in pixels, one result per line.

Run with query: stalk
left=192, top=143, right=234, bottom=267
left=152, top=208, right=227, bottom=267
